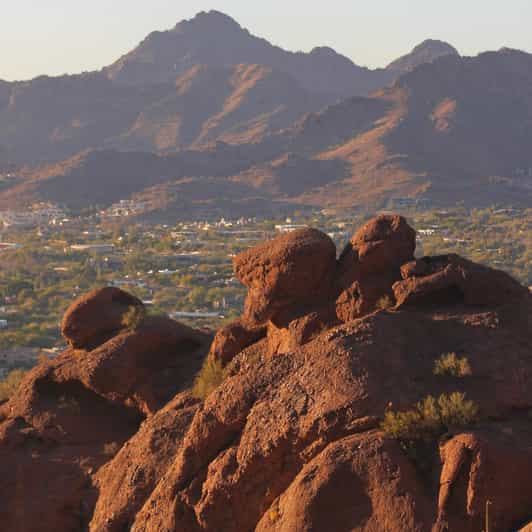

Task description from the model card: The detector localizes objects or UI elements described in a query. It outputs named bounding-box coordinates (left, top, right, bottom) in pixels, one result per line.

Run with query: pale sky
left=2, top=0, right=531, bottom=81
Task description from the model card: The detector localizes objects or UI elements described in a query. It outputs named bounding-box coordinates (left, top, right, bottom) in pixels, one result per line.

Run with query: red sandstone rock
left=256, top=432, right=433, bottom=532
left=393, top=254, right=528, bottom=308
left=334, top=215, right=415, bottom=322
left=208, top=318, right=266, bottom=366
left=234, top=228, right=336, bottom=325
left=337, top=214, right=416, bottom=286
left=131, top=296, right=532, bottom=531
left=435, top=429, right=532, bottom=532
left=266, top=306, right=338, bottom=355
left=0, top=293, right=211, bottom=532
left=61, top=286, right=143, bottom=349
left=2, top=217, right=532, bottom=532
left=90, top=392, right=201, bottom=532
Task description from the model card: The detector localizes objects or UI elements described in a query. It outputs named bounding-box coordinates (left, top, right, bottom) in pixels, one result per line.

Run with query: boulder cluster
left=0, top=215, right=531, bottom=532
left=212, top=214, right=526, bottom=363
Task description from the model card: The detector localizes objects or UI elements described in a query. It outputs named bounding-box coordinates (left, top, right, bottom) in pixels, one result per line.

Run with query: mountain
left=104, top=10, right=391, bottom=97
left=109, top=63, right=331, bottom=153
left=0, top=66, right=329, bottom=166
left=0, top=11, right=460, bottom=166
left=1, top=215, right=531, bottom=530
left=387, top=39, right=459, bottom=73
left=4, top=48, right=531, bottom=213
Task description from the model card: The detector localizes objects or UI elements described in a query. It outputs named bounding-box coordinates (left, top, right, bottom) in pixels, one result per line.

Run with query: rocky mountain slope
left=386, top=39, right=459, bottom=73
left=3, top=48, right=531, bottom=213
left=0, top=11, right=458, bottom=167
left=1, top=215, right=531, bottom=531
left=104, top=10, right=393, bottom=96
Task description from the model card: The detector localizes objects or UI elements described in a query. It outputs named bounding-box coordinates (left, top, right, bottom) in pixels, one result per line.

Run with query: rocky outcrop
left=61, top=286, right=143, bottom=349
left=129, top=294, right=532, bottom=531
left=208, top=319, right=266, bottom=366
left=394, top=254, right=528, bottom=308
left=90, top=392, right=201, bottom=532
left=335, top=214, right=416, bottom=322
left=436, top=429, right=532, bottom=532
left=0, top=292, right=211, bottom=532
left=1, top=215, right=531, bottom=531
left=255, top=432, right=433, bottom=531
left=234, top=228, right=337, bottom=325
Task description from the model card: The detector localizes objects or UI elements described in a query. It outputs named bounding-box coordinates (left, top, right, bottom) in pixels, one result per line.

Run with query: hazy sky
left=2, top=1, right=531, bottom=81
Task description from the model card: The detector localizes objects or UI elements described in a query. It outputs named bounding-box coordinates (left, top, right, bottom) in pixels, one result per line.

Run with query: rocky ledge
left=0, top=215, right=531, bottom=532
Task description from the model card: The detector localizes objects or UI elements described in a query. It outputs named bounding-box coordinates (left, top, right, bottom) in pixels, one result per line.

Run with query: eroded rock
left=234, top=228, right=336, bottom=325
left=61, top=286, right=143, bottom=349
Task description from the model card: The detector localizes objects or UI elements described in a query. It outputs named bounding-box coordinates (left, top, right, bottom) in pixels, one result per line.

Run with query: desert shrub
left=0, top=368, right=27, bottom=401
left=376, top=295, right=394, bottom=310
left=58, top=395, right=81, bottom=413
left=121, top=305, right=146, bottom=331
left=433, top=352, right=472, bottom=377
left=382, top=392, right=479, bottom=441
left=102, top=441, right=120, bottom=456
left=192, top=358, right=228, bottom=400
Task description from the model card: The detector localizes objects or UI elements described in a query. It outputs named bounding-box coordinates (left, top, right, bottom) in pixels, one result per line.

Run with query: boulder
left=234, top=228, right=336, bottom=325
left=208, top=319, right=266, bottom=366
left=61, top=286, right=143, bottom=349
left=334, top=215, right=415, bottom=321
left=0, top=289, right=211, bottom=532
left=337, top=214, right=416, bottom=288
left=393, top=254, right=528, bottom=308
left=436, top=430, right=532, bottom=532
left=335, top=272, right=396, bottom=322
left=256, top=432, right=432, bottom=532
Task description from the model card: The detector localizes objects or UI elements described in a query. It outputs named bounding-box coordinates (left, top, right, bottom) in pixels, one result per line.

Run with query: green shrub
left=382, top=392, right=479, bottom=441
left=121, top=305, right=146, bottom=331
left=433, top=352, right=472, bottom=377
left=0, top=368, right=27, bottom=401
left=376, top=295, right=394, bottom=310
left=192, top=358, right=228, bottom=400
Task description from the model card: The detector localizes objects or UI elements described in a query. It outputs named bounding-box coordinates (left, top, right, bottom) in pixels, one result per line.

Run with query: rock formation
left=0, top=292, right=211, bottom=532
left=1, top=215, right=531, bottom=531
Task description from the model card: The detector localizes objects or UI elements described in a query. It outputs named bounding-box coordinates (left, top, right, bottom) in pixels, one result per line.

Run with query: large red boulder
left=61, top=286, right=143, bottom=349
left=337, top=214, right=416, bottom=286
left=234, top=228, right=336, bottom=325
left=393, top=254, right=528, bottom=308
left=0, top=288, right=211, bottom=532
left=335, top=215, right=416, bottom=321
left=435, top=430, right=532, bottom=532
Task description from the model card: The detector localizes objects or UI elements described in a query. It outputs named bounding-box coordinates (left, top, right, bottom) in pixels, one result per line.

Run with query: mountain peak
left=387, top=39, right=459, bottom=73
left=177, top=10, right=242, bottom=31
left=412, top=39, right=458, bottom=55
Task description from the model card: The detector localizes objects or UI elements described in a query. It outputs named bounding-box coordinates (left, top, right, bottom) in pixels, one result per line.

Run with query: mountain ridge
left=3, top=48, right=531, bottom=214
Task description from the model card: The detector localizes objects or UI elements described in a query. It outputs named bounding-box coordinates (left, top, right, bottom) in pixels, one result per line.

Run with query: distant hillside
left=0, top=11, right=458, bottom=166
left=3, top=49, right=531, bottom=215
left=109, top=64, right=331, bottom=153
left=104, top=10, right=391, bottom=97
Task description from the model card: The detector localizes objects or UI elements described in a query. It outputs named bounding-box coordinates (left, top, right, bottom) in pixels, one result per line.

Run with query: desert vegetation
left=121, top=305, right=146, bottom=331
left=382, top=392, right=479, bottom=441
left=0, top=367, right=26, bottom=401
left=433, top=352, right=472, bottom=377
left=192, top=358, right=228, bottom=400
